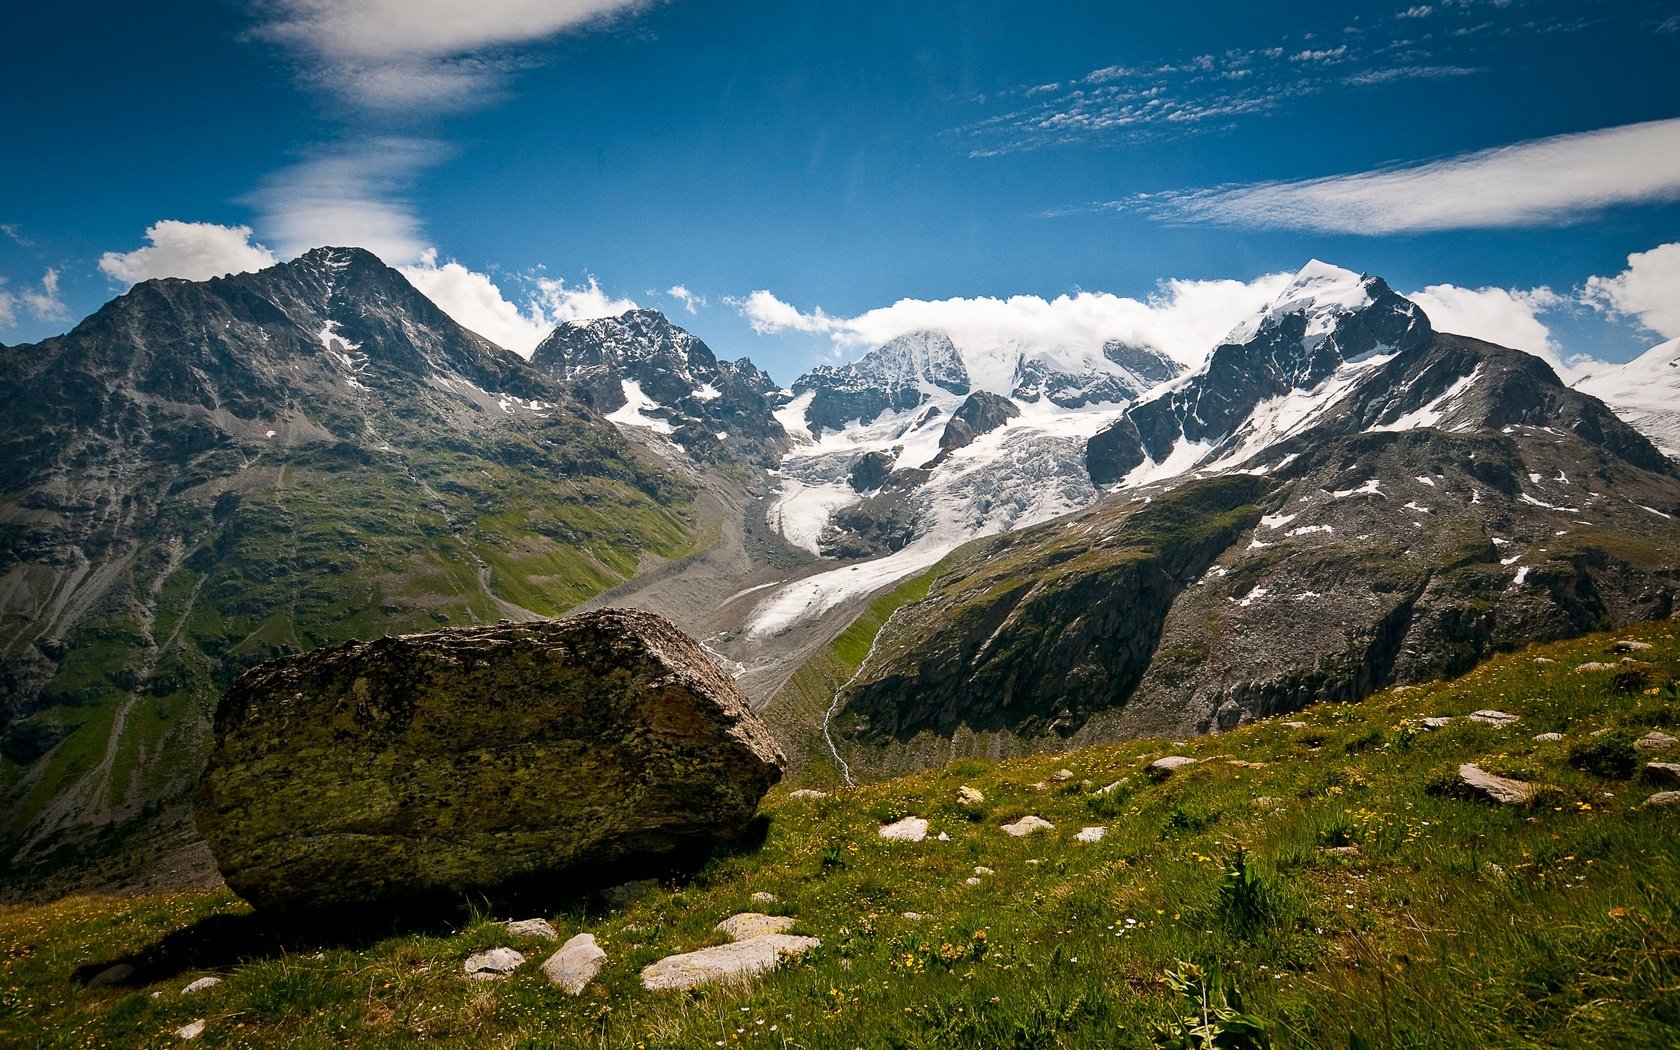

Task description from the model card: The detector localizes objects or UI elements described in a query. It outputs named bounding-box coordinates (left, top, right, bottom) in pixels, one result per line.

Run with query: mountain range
left=2, top=251, right=1675, bottom=894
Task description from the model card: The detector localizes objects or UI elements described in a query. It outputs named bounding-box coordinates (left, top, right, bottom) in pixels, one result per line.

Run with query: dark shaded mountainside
left=0, top=248, right=697, bottom=893
left=827, top=327, right=1680, bottom=778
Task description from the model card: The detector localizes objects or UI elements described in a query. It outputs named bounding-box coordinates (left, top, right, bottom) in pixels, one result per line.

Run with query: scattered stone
left=1591, top=727, right=1615, bottom=738
left=1149, top=756, right=1197, bottom=777
left=1323, top=845, right=1362, bottom=858
left=639, top=935, right=820, bottom=991
left=197, top=610, right=787, bottom=913
left=1030, top=781, right=1050, bottom=792
left=1576, top=661, right=1618, bottom=672
left=1024, top=858, right=1041, bottom=865
left=1096, top=780, right=1125, bottom=795
left=956, top=785, right=985, bottom=805
left=965, top=877, right=983, bottom=886
left=504, top=919, right=559, bottom=941
left=1050, top=769, right=1075, bottom=783
left=1645, top=791, right=1680, bottom=808
left=1075, top=826, right=1107, bottom=843
left=1000, top=815, right=1055, bottom=837
left=1423, top=716, right=1454, bottom=729
left=901, top=911, right=927, bottom=921
left=788, top=789, right=829, bottom=801
left=1533, top=732, right=1565, bottom=742
left=1470, top=710, right=1520, bottom=726
left=1254, top=796, right=1282, bottom=807
left=878, top=816, right=929, bottom=842
left=973, top=866, right=994, bottom=876
left=751, top=891, right=777, bottom=904
left=1532, top=657, right=1556, bottom=664
left=1635, top=731, right=1679, bottom=752
left=176, top=1020, right=205, bottom=1041
left=1282, top=721, right=1309, bottom=729
left=1457, top=764, right=1542, bottom=805
left=603, top=880, right=658, bottom=908
left=936, top=831, right=950, bottom=841
left=1612, top=640, right=1654, bottom=653
left=180, top=977, right=222, bottom=996
left=1645, top=762, right=1680, bottom=786
left=542, top=934, right=606, bottom=995
left=716, top=913, right=796, bottom=942
left=464, top=948, right=526, bottom=981
left=87, top=964, right=134, bottom=989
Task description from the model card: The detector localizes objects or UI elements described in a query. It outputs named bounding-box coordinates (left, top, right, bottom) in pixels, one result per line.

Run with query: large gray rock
left=1457, top=763, right=1542, bottom=805
left=542, top=934, right=607, bottom=994
left=195, top=609, right=785, bottom=912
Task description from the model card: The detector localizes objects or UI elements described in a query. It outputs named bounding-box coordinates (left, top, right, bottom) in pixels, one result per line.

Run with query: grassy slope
left=3, top=623, right=1679, bottom=1048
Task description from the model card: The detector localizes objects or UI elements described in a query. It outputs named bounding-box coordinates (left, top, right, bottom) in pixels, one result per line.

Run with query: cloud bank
left=1131, top=118, right=1680, bottom=233
left=730, top=274, right=1296, bottom=367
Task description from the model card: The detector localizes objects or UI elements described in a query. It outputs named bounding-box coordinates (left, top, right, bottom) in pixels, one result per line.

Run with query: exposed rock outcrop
left=195, top=609, right=785, bottom=913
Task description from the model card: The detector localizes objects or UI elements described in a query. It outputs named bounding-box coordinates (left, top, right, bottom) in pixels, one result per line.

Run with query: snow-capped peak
left=1573, top=337, right=1680, bottom=459
left=1222, top=259, right=1375, bottom=347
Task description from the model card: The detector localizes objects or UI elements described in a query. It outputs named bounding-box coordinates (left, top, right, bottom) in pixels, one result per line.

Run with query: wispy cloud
left=246, top=138, right=441, bottom=263
left=0, top=269, right=71, bottom=330
left=954, top=2, right=1606, bottom=156
left=1117, top=118, right=1680, bottom=233
left=729, top=274, right=1295, bottom=368
left=248, top=0, right=653, bottom=113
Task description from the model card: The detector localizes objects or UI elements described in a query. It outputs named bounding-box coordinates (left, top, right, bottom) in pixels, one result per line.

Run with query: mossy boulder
left=195, top=609, right=785, bottom=912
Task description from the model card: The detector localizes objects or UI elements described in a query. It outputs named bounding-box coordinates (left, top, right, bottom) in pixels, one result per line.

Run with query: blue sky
left=3, top=0, right=1678, bottom=382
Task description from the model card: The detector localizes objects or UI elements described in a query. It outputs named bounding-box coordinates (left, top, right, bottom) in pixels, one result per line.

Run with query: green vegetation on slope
left=762, top=566, right=941, bottom=783
left=3, top=623, right=1678, bottom=1048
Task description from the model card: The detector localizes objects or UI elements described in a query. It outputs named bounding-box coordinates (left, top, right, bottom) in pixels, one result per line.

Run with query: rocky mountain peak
left=530, top=307, right=788, bottom=464
left=791, top=330, right=971, bottom=435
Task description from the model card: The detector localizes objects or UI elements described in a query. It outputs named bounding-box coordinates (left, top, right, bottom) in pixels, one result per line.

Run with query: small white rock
left=973, top=866, right=994, bottom=876
left=715, top=913, right=796, bottom=942
left=1000, top=815, right=1055, bottom=837
left=789, top=789, right=830, bottom=800
left=878, top=816, right=929, bottom=842
left=1075, top=826, right=1107, bottom=843
left=751, top=891, right=777, bottom=904
left=464, top=947, right=526, bottom=981
left=176, top=1020, right=205, bottom=1041
left=504, top=918, right=559, bottom=941
left=180, top=977, right=221, bottom=996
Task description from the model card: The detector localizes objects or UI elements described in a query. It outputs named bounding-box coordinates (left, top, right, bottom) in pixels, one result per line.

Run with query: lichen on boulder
left=195, top=609, right=785, bottom=913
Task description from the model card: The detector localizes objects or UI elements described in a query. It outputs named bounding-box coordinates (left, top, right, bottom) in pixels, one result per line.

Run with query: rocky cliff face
left=196, top=609, right=784, bottom=913
left=828, top=328, right=1680, bottom=776
left=0, top=249, right=695, bottom=892
left=531, top=309, right=788, bottom=465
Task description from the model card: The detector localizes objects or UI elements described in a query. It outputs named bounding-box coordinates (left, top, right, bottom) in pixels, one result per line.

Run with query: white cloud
left=399, top=252, right=553, bottom=354
left=18, top=268, right=69, bottom=322
left=1406, top=283, right=1589, bottom=376
left=729, top=274, right=1295, bottom=368
left=248, top=139, right=437, bottom=263
left=99, top=221, right=279, bottom=285
left=1137, top=118, right=1680, bottom=233
left=666, top=285, right=704, bottom=314
left=399, top=250, right=636, bottom=356
left=0, top=269, right=73, bottom=331
left=533, top=274, right=638, bottom=324
left=1581, top=242, right=1680, bottom=340
left=250, top=0, right=651, bottom=111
